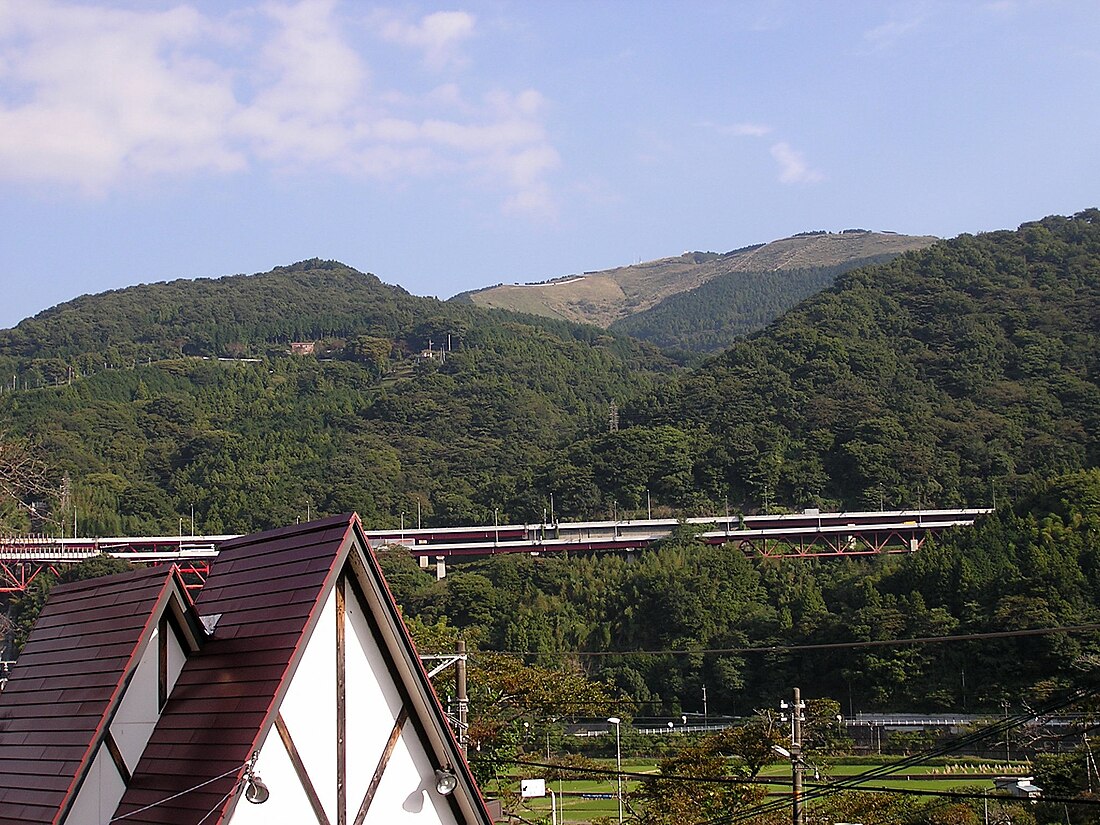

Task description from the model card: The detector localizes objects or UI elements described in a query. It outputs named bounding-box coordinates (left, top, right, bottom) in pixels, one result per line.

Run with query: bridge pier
left=435, top=556, right=446, bottom=580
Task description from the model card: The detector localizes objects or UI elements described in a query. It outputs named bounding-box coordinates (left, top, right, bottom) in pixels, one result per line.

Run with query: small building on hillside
left=0, top=514, right=493, bottom=825
left=290, top=341, right=316, bottom=356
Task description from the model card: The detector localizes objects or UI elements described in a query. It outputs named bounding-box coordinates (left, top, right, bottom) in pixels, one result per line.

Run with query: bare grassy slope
left=460, top=231, right=937, bottom=327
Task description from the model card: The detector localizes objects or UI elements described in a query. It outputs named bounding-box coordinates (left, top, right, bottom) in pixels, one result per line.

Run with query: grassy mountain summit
left=607, top=255, right=901, bottom=353
left=455, top=230, right=937, bottom=336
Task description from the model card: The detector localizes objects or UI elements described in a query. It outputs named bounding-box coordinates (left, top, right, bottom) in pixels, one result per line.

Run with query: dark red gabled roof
left=0, top=565, right=191, bottom=825
left=112, top=514, right=355, bottom=825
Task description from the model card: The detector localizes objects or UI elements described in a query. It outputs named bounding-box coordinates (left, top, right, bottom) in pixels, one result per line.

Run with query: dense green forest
left=0, top=262, right=677, bottom=534
left=608, top=255, right=898, bottom=353
left=0, top=211, right=1097, bottom=532
left=381, top=469, right=1100, bottom=716
left=0, top=259, right=421, bottom=364
left=2, top=212, right=1100, bottom=825
left=544, top=210, right=1100, bottom=515
left=2, top=212, right=1099, bottom=825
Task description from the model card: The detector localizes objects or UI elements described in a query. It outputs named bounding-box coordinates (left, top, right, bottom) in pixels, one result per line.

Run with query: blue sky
left=1, top=0, right=1098, bottom=329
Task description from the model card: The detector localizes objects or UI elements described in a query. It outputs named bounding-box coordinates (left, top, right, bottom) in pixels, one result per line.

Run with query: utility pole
left=421, top=646, right=468, bottom=757
left=456, top=639, right=468, bottom=758
left=607, top=716, right=623, bottom=824
left=780, top=688, right=805, bottom=825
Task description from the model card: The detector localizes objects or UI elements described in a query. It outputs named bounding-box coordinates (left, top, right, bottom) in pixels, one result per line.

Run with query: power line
left=708, top=681, right=1100, bottom=824
left=481, top=622, right=1100, bottom=658
left=109, top=761, right=248, bottom=822
left=487, top=678, right=1100, bottom=825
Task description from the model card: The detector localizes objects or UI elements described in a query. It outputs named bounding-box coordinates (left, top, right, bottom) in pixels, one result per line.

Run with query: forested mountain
left=538, top=210, right=1100, bottom=516
left=608, top=255, right=898, bottom=353
left=0, top=211, right=1097, bottom=534
left=2, top=212, right=1100, bottom=721
left=0, top=260, right=418, bottom=363
left=0, top=260, right=677, bottom=534
left=456, top=231, right=937, bottom=341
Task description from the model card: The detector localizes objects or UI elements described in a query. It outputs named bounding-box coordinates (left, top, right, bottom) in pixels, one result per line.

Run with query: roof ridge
left=217, top=512, right=357, bottom=553
left=46, top=563, right=173, bottom=596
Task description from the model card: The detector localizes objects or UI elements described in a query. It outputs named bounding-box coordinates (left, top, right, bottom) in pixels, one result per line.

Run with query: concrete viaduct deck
left=0, top=508, right=991, bottom=591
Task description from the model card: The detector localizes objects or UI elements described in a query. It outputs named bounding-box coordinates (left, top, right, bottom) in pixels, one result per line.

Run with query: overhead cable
left=481, top=622, right=1100, bottom=658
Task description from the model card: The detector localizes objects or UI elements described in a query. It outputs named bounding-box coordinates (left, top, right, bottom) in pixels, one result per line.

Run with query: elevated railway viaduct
left=0, top=508, right=990, bottom=593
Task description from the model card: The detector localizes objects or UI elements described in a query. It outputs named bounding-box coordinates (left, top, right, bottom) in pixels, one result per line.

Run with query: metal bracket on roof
left=420, top=654, right=466, bottom=679
left=200, top=613, right=222, bottom=636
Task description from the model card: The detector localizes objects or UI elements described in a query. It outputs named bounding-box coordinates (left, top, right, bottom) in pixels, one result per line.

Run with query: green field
left=507, top=759, right=1030, bottom=824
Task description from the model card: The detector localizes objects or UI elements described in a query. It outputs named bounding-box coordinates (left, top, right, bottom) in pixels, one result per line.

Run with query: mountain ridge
left=453, top=229, right=938, bottom=329
left=0, top=211, right=1095, bottom=538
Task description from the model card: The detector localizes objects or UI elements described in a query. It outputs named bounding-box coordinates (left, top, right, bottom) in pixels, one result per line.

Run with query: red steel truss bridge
left=0, top=508, right=990, bottom=592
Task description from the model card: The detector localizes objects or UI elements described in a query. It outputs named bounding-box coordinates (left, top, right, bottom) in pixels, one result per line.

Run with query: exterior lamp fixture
left=244, top=774, right=270, bottom=804
left=243, top=753, right=270, bottom=804
left=435, top=767, right=458, bottom=796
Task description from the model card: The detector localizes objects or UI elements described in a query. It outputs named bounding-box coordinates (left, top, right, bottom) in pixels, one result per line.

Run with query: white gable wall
left=228, top=578, right=462, bottom=825
left=167, top=620, right=187, bottom=692
left=230, top=589, right=337, bottom=825
left=112, top=622, right=186, bottom=771
left=63, top=743, right=127, bottom=825
left=345, top=587, right=462, bottom=825
left=66, top=610, right=190, bottom=825
left=229, top=719, right=332, bottom=825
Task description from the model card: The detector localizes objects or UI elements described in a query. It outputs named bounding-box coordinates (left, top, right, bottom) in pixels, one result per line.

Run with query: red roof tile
left=112, top=514, right=355, bottom=825
left=0, top=566, right=191, bottom=825
left=3, top=513, right=492, bottom=825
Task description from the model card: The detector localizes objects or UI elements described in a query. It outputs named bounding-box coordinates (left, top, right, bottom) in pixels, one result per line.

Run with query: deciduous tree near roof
left=0, top=432, right=51, bottom=528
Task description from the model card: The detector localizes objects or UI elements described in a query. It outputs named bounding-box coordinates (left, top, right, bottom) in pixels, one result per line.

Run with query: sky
left=1, top=0, right=1098, bottom=329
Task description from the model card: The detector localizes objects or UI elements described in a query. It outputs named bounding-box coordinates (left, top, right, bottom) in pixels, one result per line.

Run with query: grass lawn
left=507, top=759, right=1030, bottom=823
left=509, top=761, right=657, bottom=823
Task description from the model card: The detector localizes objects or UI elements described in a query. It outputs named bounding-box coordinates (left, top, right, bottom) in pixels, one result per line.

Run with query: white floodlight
left=435, top=767, right=458, bottom=796
left=244, top=775, right=270, bottom=804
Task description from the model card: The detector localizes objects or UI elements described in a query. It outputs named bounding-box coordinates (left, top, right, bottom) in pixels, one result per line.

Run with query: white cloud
left=722, top=122, right=772, bottom=138
left=377, top=10, right=476, bottom=71
left=233, top=0, right=368, bottom=165
left=864, top=13, right=925, bottom=51
left=0, top=2, right=243, bottom=191
left=0, top=1, right=557, bottom=215
left=770, top=142, right=824, bottom=185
